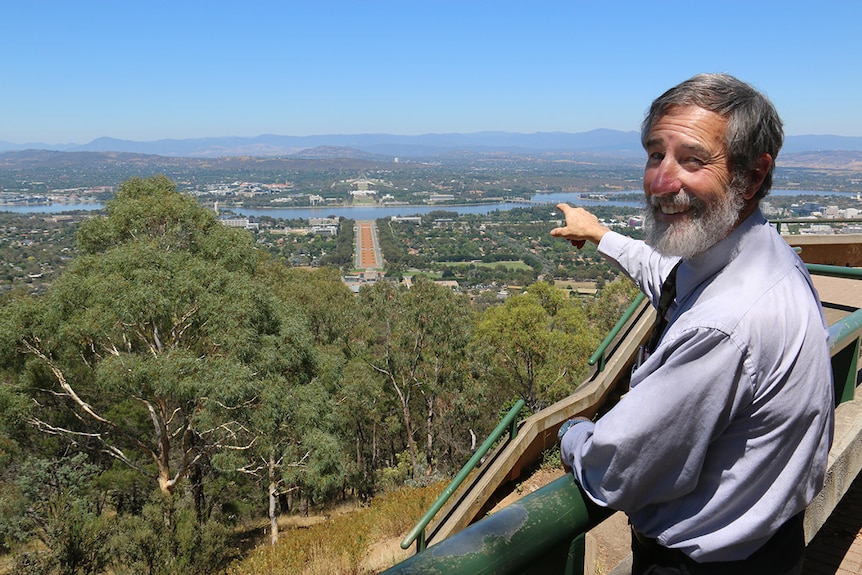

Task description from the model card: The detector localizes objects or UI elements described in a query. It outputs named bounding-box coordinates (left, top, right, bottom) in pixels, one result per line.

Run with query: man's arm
left=549, top=203, right=610, bottom=248
left=561, top=327, right=752, bottom=511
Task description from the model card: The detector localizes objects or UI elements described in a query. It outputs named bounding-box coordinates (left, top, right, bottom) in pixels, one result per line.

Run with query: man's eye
left=647, top=152, right=664, bottom=163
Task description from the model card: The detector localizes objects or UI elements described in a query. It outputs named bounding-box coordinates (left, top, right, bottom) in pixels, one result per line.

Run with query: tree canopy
left=1, top=176, right=318, bottom=497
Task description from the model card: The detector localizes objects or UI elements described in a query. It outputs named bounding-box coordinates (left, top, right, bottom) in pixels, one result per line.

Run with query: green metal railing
left=808, top=263, right=862, bottom=281
left=588, top=292, right=646, bottom=372
left=829, top=307, right=862, bottom=404
left=400, top=399, right=526, bottom=553
left=774, top=217, right=862, bottom=234
left=807, top=263, right=862, bottom=404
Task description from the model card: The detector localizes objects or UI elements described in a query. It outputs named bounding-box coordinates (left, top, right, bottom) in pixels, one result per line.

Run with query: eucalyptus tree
left=0, top=176, right=318, bottom=507
left=358, top=277, right=472, bottom=477
left=473, top=282, right=600, bottom=411
left=231, top=263, right=359, bottom=544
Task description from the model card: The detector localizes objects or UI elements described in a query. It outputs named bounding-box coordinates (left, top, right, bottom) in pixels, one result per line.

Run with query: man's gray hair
left=641, top=73, right=784, bottom=199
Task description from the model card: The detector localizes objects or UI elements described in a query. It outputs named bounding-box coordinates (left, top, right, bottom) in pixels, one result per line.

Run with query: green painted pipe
left=829, top=308, right=862, bottom=349
left=384, top=476, right=612, bottom=574
left=807, top=263, right=862, bottom=281
left=829, top=308, right=862, bottom=405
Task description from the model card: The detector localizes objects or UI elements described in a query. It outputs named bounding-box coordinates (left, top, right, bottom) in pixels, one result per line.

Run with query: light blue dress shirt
left=561, top=209, right=834, bottom=562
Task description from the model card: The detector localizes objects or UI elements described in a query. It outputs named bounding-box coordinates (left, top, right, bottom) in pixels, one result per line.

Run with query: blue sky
left=2, top=1, right=861, bottom=144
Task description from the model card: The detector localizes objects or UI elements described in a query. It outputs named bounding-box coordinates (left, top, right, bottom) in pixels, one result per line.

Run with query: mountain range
left=3, top=130, right=862, bottom=159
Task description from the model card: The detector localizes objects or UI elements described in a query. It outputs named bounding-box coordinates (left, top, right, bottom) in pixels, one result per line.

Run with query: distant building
left=309, top=225, right=338, bottom=236
left=342, top=270, right=383, bottom=293
left=824, top=206, right=841, bottom=218
left=793, top=202, right=825, bottom=216
left=219, top=215, right=259, bottom=231
left=391, top=216, right=422, bottom=224
left=427, top=194, right=455, bottom=203
left=800, top=224, right=834, bottom=235
left=309, top=217, right=339, bottom=227
left=433, top=280, right=461, bottom=292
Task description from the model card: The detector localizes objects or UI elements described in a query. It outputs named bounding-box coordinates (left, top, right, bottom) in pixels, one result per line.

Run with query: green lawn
left=442, top=260, right=532, bottom=271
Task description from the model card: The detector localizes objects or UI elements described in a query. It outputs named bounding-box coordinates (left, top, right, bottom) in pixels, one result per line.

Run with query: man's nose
left=648, top=160, right=683, bottom=197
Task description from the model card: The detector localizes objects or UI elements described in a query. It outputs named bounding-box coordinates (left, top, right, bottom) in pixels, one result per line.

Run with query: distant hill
left=2, top=130, right=861, bottom=159
left=781, top=135, right=862, bottom=154
left=0, top=149, right=393, bottom=173
left=0, top=130, right=643, bottom=158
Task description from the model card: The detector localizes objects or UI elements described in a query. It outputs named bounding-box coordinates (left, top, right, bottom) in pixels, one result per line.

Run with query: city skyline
left=3, top=1, right=861, bottom=145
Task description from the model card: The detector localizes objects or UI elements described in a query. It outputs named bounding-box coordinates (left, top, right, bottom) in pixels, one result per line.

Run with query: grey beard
left=643, top=187, right=744, bottom=259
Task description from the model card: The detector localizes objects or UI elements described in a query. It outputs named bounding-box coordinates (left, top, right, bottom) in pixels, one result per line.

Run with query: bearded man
left=550, top=74, right=834, bottom=575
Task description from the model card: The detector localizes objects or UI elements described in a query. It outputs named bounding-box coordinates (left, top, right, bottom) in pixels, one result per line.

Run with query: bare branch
left=28, top=417, right=157, bottom=479
left=28, top=417, right=103, bottom=439
left=199, top=395, right=259, bottom=411
left=287, top=451, right=312, bottom=467
left=237, top=463, right=267, bottom=476
left=164, top=406, right=183, bottom=428
left=100, top=443, right=158, bottom=479
left=22, top=338, right=111, bottom=425
left=171, top=306, right=199, bottom=346
left=153, top=324, right=163, bottom=354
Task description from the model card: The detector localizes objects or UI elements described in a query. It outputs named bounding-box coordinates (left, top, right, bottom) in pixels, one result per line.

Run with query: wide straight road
left=355, top=220, right=383, bottom=270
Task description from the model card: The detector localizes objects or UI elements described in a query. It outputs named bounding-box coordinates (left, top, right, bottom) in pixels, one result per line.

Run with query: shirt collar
left=675, top=208, right=766, bottom=301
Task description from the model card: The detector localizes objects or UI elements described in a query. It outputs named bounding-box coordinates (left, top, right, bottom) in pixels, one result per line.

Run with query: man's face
left=642, top=105, right=744, bottom=258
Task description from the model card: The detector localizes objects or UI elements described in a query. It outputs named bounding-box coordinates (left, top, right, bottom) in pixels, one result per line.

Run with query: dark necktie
left=646, top=262, right=681, bottom=353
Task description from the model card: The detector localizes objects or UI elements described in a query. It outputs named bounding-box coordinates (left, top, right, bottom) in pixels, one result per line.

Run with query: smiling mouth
left=658, top=203, right=690, bottom=215
left=650, top=191, right=700, bottom=217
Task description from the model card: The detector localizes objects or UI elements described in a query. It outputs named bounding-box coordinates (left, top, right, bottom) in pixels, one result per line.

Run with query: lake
left=229, top=194, right=643, bottom=220
left=0, top=190, right=855, bottom=217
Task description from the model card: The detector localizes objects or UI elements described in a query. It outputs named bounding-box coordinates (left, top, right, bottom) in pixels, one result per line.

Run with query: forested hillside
left=0, top=176, right=638, bottom=574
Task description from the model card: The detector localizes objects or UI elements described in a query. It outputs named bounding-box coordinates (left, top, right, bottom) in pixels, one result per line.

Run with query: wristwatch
left=557, top=417, right=589, bottom=441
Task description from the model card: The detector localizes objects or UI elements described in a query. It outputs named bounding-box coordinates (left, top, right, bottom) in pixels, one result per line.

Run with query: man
left=550, top=74, right=834, bottom=574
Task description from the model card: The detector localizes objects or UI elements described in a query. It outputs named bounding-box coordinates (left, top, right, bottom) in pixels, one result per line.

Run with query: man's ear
left=743, top=154, right=773, bottom=200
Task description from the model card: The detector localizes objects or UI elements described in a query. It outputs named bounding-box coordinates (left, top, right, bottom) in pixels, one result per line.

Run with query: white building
left=219, top=216, right=259, bottom=231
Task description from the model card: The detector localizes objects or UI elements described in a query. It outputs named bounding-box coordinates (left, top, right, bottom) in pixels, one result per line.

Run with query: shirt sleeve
left=560, top=325, right=752, bottom=512
left=598, top=231, right=679, bottom=307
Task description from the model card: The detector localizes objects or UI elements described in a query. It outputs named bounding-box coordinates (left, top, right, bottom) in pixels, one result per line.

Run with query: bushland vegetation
left=0, top=176, right=639, bottom=574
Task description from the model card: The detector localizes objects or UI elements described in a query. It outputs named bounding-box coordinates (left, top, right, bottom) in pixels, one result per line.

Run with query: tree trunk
left=372, top=421, right=378, bottom=470
left=425, top=393, right=435, bottom=475
left=268, top=450, right=279, bottom=545
left=389, top=375, right=420, bottom=476
left=299, top=491, right=309, bottom=517
left=401, top=399, right=420, bottom=476
left=190, top=461, right=205, bottom=524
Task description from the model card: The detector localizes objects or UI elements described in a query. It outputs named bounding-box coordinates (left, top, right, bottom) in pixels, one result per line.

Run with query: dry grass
left=228, top=481, right=447, bottom=575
